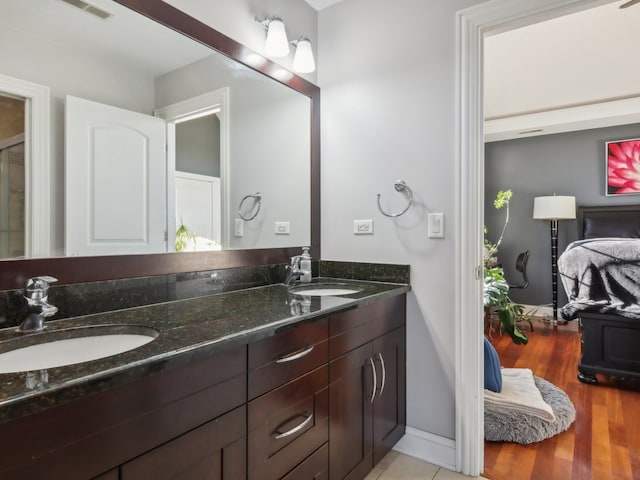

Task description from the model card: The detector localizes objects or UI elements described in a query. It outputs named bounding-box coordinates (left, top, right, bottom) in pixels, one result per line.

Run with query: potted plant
left=484, top=267, right=528, bottom=344
left=484, top=189, right=528, bottom=345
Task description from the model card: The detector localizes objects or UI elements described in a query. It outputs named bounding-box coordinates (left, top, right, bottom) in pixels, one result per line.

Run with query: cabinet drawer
left=122, top=405, right=246, bottom=480
left=281, top=443, right=328, bottom=480
left=248, top=318, right=328, bottom=399
left=248, top=365, right=329, bottom=480
left=330, top=295, right=405, bottom=359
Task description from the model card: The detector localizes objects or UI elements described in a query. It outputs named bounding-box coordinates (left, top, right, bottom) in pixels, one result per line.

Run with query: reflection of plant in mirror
left=175, top=224, right=196, bottom=252
left=484, top=189, right=512, bottom=267
left=484, top=266, right=528, bottom=345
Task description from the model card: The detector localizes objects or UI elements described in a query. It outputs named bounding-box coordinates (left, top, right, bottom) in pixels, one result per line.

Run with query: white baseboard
left=393, top=426, right=457, bottom=472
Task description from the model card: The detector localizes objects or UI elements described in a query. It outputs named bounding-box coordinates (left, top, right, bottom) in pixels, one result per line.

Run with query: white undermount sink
left=290, top=284, right=362, bottom=296
left=0, top=325, right=158, bottom=374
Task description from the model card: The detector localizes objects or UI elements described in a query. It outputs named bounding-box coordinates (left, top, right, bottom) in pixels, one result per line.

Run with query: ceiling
left=484, top=0, right=640, bottom=140
left=303, top=0, right=344, bottom=11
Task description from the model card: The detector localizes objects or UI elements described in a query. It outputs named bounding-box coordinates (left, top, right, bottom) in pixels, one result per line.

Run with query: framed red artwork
left=606, top=137, right=640, bottom=195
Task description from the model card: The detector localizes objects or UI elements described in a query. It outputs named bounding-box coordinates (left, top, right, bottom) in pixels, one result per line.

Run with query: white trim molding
left=393, top=428, right=457, bottom=472
left=0, top=74, right=51, bottom=258
left=485, top=96, right=640, bottom=142
left=454, top=0, right=612, bottom=476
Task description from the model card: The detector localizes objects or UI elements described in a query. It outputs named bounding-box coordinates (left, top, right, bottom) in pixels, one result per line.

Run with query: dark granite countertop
left=0, top=277, right=409, bottom=425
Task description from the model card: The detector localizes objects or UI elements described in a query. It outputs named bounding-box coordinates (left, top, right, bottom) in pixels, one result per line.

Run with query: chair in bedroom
left=508, top=251, right=533, bottom=332
left=509, top=251, right=530, bottom=290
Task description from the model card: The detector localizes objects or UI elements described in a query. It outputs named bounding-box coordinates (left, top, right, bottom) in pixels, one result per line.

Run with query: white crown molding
left=485, top=96, right=640, bottom=142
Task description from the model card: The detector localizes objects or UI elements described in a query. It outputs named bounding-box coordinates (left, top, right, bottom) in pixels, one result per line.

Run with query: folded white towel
left=484, top=368, right=556, bottom=422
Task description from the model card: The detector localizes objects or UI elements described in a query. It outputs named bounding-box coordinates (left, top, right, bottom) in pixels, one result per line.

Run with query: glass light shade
left=265, top=18, right=289, bottom=58
left=533, top=195, right=576, bottom=220
left=292, top=38, right=315, bottom=73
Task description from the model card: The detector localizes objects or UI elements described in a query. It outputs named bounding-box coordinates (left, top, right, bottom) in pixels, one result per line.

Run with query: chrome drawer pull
left=377, top=352, right=386, bottom=397
left=273, top=413, right=314, bottom=439
left=369, top=357, right=377, bottom=403
left=275, top=345, right=314, bottom=363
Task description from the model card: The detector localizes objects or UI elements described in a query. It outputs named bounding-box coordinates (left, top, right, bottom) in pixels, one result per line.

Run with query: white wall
left=318, top=0, right=483, bottom=442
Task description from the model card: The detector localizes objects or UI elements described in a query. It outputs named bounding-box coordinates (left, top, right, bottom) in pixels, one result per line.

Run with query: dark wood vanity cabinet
left=1, top=294, right=406, bottom=480
left=328, top=295, right=407, bottom=480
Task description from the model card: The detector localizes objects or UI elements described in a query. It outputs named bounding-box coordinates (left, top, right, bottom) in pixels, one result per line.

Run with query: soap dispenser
left=300, top=247, right=312, bottom=283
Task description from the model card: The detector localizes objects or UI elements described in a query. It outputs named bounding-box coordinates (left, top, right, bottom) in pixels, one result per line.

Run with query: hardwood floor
left=483, top=319, right=640, bottom=480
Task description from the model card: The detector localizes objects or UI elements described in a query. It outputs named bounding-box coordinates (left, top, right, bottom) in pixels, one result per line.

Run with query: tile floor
left=365, top=451, right=490, bottom=480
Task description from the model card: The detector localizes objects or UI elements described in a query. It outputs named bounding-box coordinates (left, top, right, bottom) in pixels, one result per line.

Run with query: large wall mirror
left=0, top=0, right=320, bottom=289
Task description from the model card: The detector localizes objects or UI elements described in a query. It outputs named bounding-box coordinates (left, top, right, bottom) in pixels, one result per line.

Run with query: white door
left=65, top=95, right=167, bottom=256
left=175, top=171, right=221, bottom=250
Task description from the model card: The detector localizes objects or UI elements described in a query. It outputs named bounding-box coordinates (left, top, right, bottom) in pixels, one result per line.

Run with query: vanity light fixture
left=291, top=37, right=316, bottom=73
left=255, top=16, right=290, bottom=58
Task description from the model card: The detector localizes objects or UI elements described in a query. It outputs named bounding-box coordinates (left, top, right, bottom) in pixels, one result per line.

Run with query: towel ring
left=238, top=192, right=262, bottom=221
left=377, top=180, right=413, bottom=218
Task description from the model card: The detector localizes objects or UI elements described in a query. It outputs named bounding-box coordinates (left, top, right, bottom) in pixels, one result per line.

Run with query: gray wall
left=485, top=123, right=640, bottom=307
left=176, top=114, right=221, bottom=177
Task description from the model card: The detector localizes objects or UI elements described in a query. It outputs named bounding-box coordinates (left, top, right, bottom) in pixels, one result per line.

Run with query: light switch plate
left=275, top=221, right=290, bottom=235
left=428, top=213, right=444, bottom=238
left=234, top=219, right=243, bottom=237
left=353, top=219, right=374, bottom=235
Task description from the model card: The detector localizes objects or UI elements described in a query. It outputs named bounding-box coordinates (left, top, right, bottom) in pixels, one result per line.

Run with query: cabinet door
left=329, top=342, right=374, bottom=480
left=121, top=406, right=246, bottom=480
left=372, top=327, right=406, bottom=466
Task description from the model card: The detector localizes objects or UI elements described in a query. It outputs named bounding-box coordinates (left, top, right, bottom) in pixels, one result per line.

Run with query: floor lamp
left=533, top=195, right=576, bottom=321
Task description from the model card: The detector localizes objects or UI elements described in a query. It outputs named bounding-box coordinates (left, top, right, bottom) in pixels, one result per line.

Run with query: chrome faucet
left=17, top=276, right=58, bottom=332
left=284, top=255, right=305, bottom=287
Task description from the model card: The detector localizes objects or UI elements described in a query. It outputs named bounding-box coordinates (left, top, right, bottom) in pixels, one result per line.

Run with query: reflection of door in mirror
left=65, top=95, right=167, bottom=257
left=156, top=88, right=229, bottom=252
left=174, top=113, right=222, bottom=252
left=0, top=94, right=25, bottom=259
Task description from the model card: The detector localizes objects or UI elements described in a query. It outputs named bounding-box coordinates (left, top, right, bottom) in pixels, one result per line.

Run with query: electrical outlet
left=428, top=213, right=444, bottom=238
left=235, top=219, right=243, bottom=237
left=275, top=221, right=290, bottom=235
left=353, top=219, right=374, bottom=235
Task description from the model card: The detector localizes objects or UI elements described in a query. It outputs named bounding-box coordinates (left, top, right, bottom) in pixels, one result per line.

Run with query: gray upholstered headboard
left=578, top=205, right=640, bottom=239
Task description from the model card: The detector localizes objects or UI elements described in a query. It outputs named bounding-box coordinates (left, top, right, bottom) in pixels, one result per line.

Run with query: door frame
left=155, top=88, right=230, bottom=250
left=0, top=74, right=50, bottom=257
left=454, top=0, right=614, bottom=475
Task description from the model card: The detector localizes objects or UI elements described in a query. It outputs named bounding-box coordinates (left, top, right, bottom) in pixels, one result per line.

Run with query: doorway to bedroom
left=480, top=1, right=640, bottom=478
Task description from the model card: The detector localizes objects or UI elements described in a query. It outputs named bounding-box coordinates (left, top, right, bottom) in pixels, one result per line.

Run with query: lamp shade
left=292, top=37, right=315, bottom=73
left=265, top=18, right=289, bottom=57
left=533, top=195, right=576, bottom=220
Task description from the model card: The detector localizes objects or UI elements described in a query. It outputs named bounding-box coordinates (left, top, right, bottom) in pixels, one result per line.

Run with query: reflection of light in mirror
left=243, top=53, right=268, bottom=69
left=272, top=68, right=294, bottom=81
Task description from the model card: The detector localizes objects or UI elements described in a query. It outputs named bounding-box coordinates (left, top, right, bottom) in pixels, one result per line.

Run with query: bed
left=557, top=205, right=640, bottom=384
